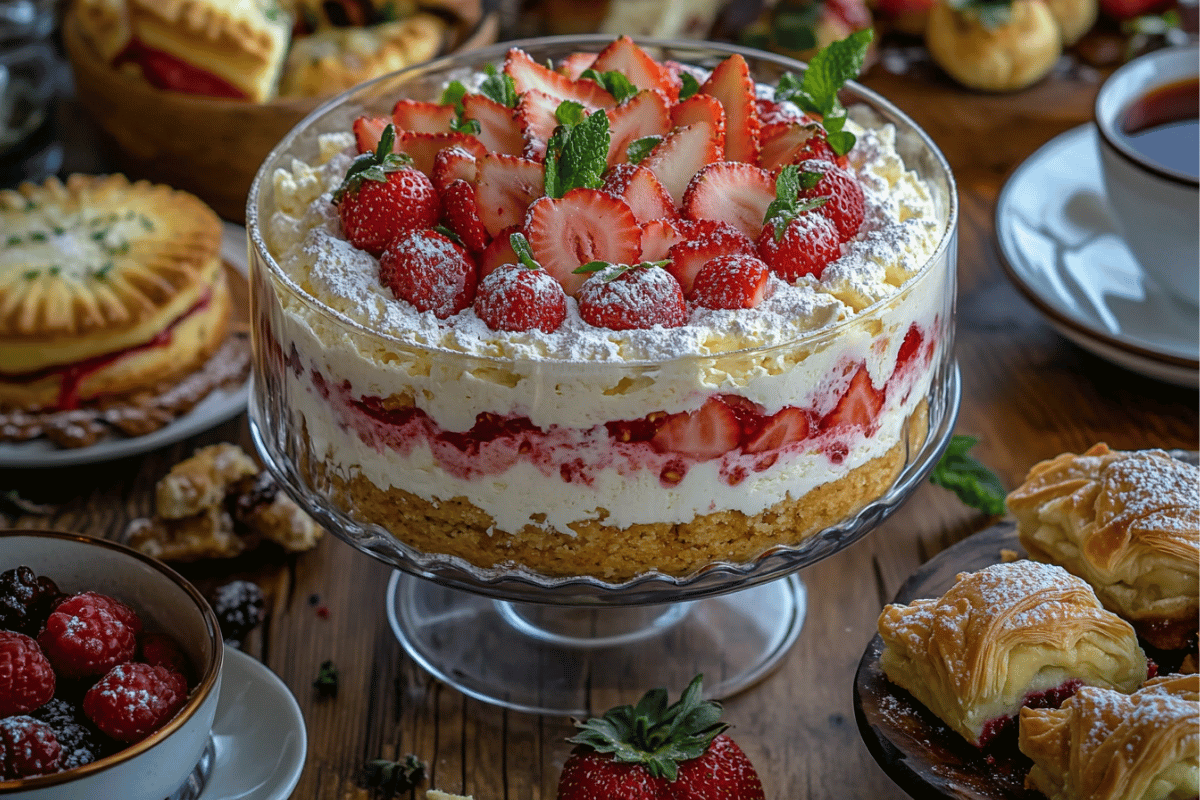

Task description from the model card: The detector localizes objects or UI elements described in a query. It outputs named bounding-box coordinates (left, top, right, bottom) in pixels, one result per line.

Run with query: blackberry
left=31, top=698, right=104, bottom=770
left=229, top=471, right=279, bottom=528
left=207, top=580, right=265, bottom=643
left=0, top=566, right=63, bottom=636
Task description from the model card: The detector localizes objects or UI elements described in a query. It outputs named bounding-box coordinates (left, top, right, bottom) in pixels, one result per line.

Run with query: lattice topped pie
left=877, top=560, right=1149, bottom=748
left=0, top=173, right=229, bottom=413
left=1019, top=672, right=1199, bottom=800
left=1007, top=444, right=1200, bottom=651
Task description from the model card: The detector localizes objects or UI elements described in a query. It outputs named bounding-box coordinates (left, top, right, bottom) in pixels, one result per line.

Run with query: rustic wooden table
left=2, top=46, right=1197, bottom=800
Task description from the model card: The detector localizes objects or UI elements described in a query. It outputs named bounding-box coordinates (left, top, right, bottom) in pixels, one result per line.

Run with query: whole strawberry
left=756, top=165, right=841, bottom=281
left=473, top=233, right=567, bottom=333
left=795, top=158, right=865, bottom=243
left=334, top=123, right=439, bottom=256
left=379, top=229, right=478, bottom=319
left=83, top=662, right=189, bottom=743
left=576, top=261, right=687, bottom=331
left=556, top=675, right=764, bottom=800
left=0, top=630, right=55, bottom=717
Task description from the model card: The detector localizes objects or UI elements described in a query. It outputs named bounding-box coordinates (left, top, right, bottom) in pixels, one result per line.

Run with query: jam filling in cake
left=257, top=34, right=954, bottom=579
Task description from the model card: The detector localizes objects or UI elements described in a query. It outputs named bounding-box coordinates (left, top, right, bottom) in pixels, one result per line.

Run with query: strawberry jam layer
left=304, top=323, right=935, bottom=488
left=114, top=41, right=247, bottom=99
left=976, top=679, right=1084, bottom=749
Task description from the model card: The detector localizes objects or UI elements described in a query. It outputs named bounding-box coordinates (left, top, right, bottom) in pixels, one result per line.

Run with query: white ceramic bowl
left=0, top=530, right=223, bottom=800
left=1095, top=44, right=1199, bottom=308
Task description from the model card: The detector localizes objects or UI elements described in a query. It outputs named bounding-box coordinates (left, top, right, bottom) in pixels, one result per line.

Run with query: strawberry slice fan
left=244, top=35, right=962, bottom=715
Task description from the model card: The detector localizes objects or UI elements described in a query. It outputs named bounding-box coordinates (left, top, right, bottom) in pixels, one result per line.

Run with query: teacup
left=1094, top=44, right=1199, bottom=308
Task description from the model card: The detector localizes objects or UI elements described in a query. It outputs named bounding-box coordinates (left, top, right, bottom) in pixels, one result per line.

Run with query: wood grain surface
left=2, top=47, right=1197, bottom=800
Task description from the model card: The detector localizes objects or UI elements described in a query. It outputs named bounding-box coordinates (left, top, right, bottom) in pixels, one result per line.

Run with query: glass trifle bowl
left=246, top=35, right=960, bottom=714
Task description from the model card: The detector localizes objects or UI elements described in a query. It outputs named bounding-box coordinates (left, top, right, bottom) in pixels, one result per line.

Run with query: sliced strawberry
left=699, top=53, right=760, bottom=165
left=643, top=121, right=722, bottom=208
left=821, top=366, right=883, bottom=433
left=691, top=253, right=772, bottom=310
left=605, top=89, right=672, bottom=168
left=576, top=262, right=687, bottom=330
left=478, top=224, right=520, bottom=279
left=757, top=97, right=810, bottom=129
left=558, top=51, right=598, bottom=80
left=475, top=153, right=545, bottom=237
left=353, top=115, right=391, bottom=154
left=441, top=179, right=491, bottom=255
left=523, top=188, right=641, bottom=296
left=503, top=47, right=616, bottom=109
left=796, top=159, right=865, bottom=243
left=515, top=89, right=563, bottom=161
left=894, top=324, right=924, bottom=372
left=650, top=396, right=741, bottom=460
left=666, top=224, right=754, bottom=297
left=397, top=131, right=485, bottom=178
left=602, top=163, right=677, bottom=225
left=669, top=94, right=726, bottom=153
left=758, top=122, right=838, bottom=172
left=744, top=407, right=812, bottom=453
left=392, top=99, right=456, bottom=134
left=590, top=35, right=678, bottom=101
left=463, top=93, right=525, bottom=157
left=379, top=229, right=477, bottom=319
left=639, top=217, right=684, bottom=262
left=681, top=161, right=774, bottom=240
left=431, top=145, right=481, bottom=194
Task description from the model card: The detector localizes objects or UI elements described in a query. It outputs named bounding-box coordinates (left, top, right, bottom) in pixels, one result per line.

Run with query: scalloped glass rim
left=252, top=361, right=960, bottom=605
left=245, top=35, right=958, bottom=368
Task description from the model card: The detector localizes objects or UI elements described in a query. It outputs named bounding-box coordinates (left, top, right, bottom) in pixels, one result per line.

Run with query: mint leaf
left=626, top=136, right=660, bottom=165
left=678, top=72, right=700, bottom=101
left=479, top=64, right=517, bottom=108
left=544, top=105, right=610, bottom=198
left=441, top=81, right=467, bottom=114
left=582, top=69, right=638, bottom=103
left=774, top=30, right=873, bottom=156
left=929, top=435, right=1007, bottom=515
left=763, top=166, right=826, bottom=241
left=509, top=232, right=541, bottom=270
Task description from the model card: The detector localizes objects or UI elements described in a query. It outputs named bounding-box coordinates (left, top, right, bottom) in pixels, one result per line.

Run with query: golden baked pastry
left=924, top=0, right=1062, bottom=92
left=127, top=506, right=244, bottom=561
left=878, top=560, right=1149, bottom=748
left=74, top=0, right=292, bottom=101
left=1019, top=672, right=1199, bottom=800
left=276, top=14, right=445, bottom=98
left=157, top=443, right=260, bottom=519
left=1008, top=444, right=1200, bottom=651
left=0, top=174, right=229, bottom=413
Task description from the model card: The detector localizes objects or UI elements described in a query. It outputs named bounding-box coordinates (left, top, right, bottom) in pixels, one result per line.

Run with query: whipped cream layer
left=257, top=103, right=953, bottom=538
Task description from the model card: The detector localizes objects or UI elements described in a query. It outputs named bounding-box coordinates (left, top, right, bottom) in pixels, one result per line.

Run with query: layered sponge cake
left=252, top=36, right=955, bottom=580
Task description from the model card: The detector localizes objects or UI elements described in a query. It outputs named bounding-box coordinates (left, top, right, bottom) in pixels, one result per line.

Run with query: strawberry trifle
left=248, top=34, right=957, bottom=581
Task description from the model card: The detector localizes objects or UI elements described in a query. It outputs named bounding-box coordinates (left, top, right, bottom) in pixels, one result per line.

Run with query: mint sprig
left=509, top=231, right=542, bottom=270
left=626, top=136, right=660, bottom=165
left=544, top=102, right=610, bottom=199
left=929, top=435, right=1007, bottom=515
left=774, top=29, right=873, bottom=157
left=581, top=68, right=638, bottom=103
left=762, top=165, right=827, bottom=242
left=678, top=72, right=701, bottom=101
left=479, top=64, right=518, bottom=108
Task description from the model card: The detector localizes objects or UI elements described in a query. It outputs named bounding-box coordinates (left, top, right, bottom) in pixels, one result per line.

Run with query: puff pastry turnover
left=1019, top=672, right=1199, bottom=800
left=1008, top=444, right=1200, bottom=651
left=878, top=560, right=1149, bottom=747
left=0, top=174, right=229, bottom=412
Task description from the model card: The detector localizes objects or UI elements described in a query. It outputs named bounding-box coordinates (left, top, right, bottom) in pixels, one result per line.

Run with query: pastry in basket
left=877, top=560, right=1150, bottom=748
left=1018, top=672, right=1199, bottom=800
left=277, top=14, right=445, bottom=98
left=73, top=0, right=293, bottom=101
left=1007, top=444, right=1199, bottom=652
left=0, top=173, right=230, bottom=416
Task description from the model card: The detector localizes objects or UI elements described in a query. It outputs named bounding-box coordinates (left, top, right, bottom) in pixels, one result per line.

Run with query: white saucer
left=996, top=123, right=1199, bottom=388
left=199, top=646, right=307, bottom=800
left=0, top=223, right=251, bottom=468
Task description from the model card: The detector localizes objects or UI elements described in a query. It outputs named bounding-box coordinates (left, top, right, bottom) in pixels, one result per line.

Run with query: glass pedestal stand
left=386, top=570, right=806, bottom=716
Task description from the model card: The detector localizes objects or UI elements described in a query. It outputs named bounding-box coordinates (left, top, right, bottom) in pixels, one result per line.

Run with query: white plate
left=201, top=646, right=307, bottom=800
left=996, top=124, right=1199, bottom=388
left=0, top=223, right=251, bottom=468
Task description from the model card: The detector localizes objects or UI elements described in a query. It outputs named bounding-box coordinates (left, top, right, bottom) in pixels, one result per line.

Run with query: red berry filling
left=975, top=678, right=1085, bottom=749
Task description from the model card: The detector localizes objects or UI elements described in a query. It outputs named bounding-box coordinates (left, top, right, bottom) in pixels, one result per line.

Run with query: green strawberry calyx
left=333, top=123, right=414, bottom=203
left=764, top=165, right=828, bottom=242
left=566, top=674, right=727, bottom=780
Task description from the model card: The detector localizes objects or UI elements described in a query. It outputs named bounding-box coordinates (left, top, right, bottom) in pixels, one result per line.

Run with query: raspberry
left=38, top=596, right=138, bottom=679
left=139, top=632, right=190, bottom=677
left=207, top=580, right=265, bottom=643
left=83, top=663, right=189, bottom=743
left=0, top=715, right=61, bottom=779
left=54, top=592, right=143, bottom=635
left=0, top=630, right=55, bottom=718
left=0, top=566, right=64, bottom=636
left=31, top=698, right=104, bottom=770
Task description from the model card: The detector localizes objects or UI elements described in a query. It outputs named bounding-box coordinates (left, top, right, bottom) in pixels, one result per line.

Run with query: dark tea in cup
left=1119, top=76, right=1199, bottom=180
